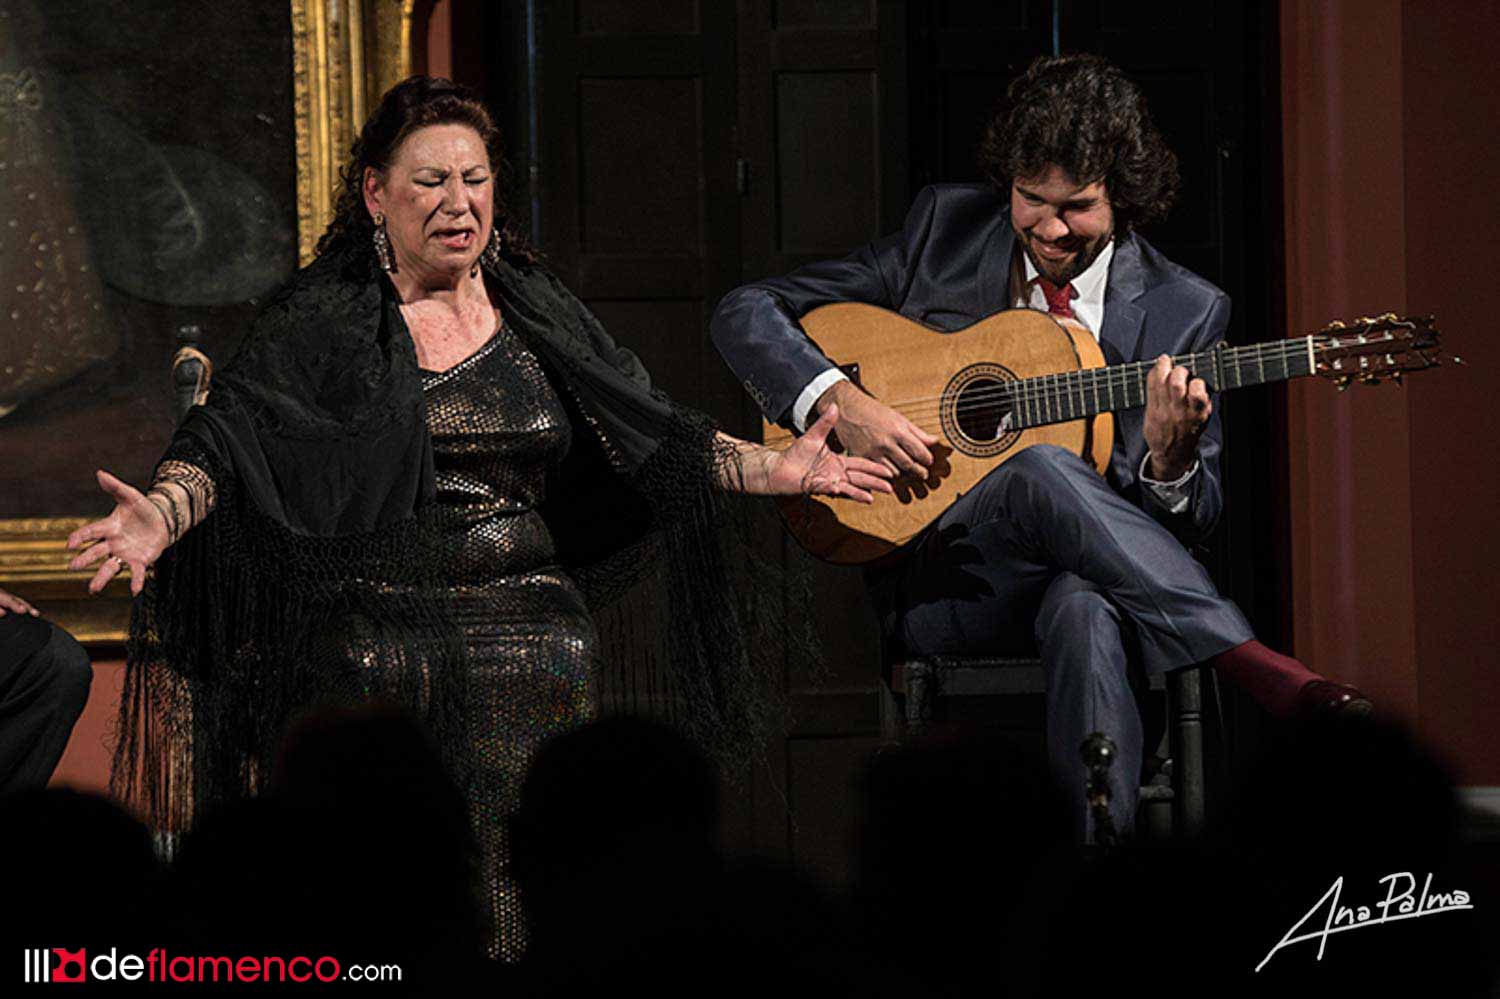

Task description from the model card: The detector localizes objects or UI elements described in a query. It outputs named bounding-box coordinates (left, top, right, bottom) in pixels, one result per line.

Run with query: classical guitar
left=762, top=305, right=1442, bottom=565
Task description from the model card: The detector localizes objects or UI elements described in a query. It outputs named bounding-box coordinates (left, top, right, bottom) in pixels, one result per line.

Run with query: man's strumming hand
left=814, top=379, right=939, bottom=479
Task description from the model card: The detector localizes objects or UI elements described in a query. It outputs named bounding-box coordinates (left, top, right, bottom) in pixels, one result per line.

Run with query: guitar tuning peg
left=1452, top=355, right=1466, bottom=365
left=1336, top=377, right=1351, bottom=392
left=1391, top=371, right=1403, bottom=385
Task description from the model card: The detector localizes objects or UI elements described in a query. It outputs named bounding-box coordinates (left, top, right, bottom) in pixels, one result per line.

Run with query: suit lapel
left=978, top=211, right=1016, bottom=319
left=1101, top=234, right=1148, bottom=364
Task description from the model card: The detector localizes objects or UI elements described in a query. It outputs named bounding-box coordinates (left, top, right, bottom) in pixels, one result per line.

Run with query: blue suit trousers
left=870, top=444, right=1254, bottom=839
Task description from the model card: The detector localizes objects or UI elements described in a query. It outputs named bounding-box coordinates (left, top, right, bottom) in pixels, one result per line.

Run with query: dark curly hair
left=977, top=54, right=1178, bottom=234
left=315, top=76, right=536, bottom=265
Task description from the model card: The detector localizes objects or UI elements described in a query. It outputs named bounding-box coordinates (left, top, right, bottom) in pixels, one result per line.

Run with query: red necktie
left=1037, top=278, right=1075, bottom=319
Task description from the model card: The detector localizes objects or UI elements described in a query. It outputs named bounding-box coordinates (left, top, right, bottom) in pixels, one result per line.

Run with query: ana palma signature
left=1256, top=872, right=1473, bottom=972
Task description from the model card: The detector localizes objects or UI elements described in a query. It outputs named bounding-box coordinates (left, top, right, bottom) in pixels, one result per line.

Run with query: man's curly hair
left=978, top=54, right=1179, bottom=234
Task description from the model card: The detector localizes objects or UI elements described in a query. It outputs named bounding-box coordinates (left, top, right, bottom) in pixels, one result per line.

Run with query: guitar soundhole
left=942, top=363, right=1021, bottom=457
left=954, top=377, right=1010, bottom=440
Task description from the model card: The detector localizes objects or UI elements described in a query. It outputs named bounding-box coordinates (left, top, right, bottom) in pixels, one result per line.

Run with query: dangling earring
left=372, top=211, right=395, bottom=272
left=479, top=224, right=503, bottom=273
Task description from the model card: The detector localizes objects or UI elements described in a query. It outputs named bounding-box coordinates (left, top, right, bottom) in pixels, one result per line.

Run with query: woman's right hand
left=66, top=470, right=171, bottom=596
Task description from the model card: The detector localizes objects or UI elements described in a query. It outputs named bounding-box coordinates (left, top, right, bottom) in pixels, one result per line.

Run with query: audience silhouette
left=6, top=702, right=1494, bottom=996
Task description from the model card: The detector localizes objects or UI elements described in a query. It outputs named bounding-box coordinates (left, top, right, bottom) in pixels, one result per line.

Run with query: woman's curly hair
left=978, top=54, right=1178, bottom=234
left=315, top=76, right=536, bottom=265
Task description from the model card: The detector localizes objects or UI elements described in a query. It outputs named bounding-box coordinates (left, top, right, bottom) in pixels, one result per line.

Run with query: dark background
left=438, top=0, right=1288, bottom=879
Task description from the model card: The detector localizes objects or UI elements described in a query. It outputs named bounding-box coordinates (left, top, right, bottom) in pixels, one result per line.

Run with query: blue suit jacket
left=710, top=183, right=1231, bottom=544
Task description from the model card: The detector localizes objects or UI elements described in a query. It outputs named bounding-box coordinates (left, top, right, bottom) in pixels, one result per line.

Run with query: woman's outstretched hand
left=765, top=404, right=897, bottom=503
left=66, top=470, right=170, bottom=596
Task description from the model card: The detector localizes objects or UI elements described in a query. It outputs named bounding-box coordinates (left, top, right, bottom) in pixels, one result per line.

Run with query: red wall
left=1281, top=0, right=1416, bottom=709
left=1402, top=1, right=1500, bottom=782
left=1282, top=0, right=1500, bottom=783
left=415, top=0, right=453, bottom=79
left=49, top=658, right=120, bottom=794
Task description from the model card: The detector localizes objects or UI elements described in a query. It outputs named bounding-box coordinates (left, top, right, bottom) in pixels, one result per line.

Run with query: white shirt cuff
left=1139, top=454, right=1198, bottom=515
left=792, top=368, right=850, bottom=433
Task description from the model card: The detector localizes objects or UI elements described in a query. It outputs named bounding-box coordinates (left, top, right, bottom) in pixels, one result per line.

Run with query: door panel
left=512, top=0, right=1279, bottom=881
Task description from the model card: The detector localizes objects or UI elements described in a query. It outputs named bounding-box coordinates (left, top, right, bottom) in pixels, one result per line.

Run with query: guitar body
left=762, top=303, right=1114, bottom=565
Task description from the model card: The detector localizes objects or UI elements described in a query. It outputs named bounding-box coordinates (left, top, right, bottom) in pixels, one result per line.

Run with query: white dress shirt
left=790, top=237, right=1199, bottom=513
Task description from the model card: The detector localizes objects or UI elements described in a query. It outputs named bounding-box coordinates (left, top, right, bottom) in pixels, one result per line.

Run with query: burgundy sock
left=1207, top=639, right=1322, bottom=718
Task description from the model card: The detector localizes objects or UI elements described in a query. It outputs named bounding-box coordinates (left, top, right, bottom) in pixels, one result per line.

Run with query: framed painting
left=0, top=0, right=415, bottom=643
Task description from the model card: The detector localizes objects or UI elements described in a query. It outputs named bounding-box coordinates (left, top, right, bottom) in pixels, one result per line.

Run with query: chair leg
left=879, top=681, right=901, bottom=742
left=1168, top=668, right=1205, bottom=838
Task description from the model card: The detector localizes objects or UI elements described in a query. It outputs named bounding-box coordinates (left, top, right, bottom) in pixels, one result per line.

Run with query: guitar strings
left=890, top=327, right=1417, bottom=422
left=763, top=330, right=1419, bottom=448
left=853, top=339, right=1318, bottom=427
left=761, top=339, right=1319, bottom=447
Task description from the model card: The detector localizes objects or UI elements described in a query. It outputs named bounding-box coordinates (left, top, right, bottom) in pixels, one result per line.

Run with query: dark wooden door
left=504, top=0, right=1281, bottom=882
left=524, top=0, right=788, bottom=861
left=730, top=0, right=913, bottom=880
left=523, top=0, right=914, bottom=879
left=906, top=1, right=1055, bottom=190
left=531, top=0, right=742, bottom=417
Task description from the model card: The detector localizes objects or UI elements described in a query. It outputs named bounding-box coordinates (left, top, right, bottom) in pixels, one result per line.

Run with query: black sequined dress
left=123, top=254, right=789, bottom=969
left=419, top=321, right=595, bottom=961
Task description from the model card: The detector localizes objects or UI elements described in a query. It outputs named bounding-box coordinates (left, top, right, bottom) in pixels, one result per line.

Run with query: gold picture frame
left=292, top=0, right=417, bottom=266
left=0, top=0, right=415, bottom=644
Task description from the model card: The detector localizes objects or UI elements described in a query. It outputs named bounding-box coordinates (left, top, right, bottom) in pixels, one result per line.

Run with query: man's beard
left=1020, top=228, right=1113, bottom=285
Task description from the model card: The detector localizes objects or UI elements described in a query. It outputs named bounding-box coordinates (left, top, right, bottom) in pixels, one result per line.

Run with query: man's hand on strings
left=814, top=379, right=939, bottom=479
left=766, top=404, right=896, bottom=503
left=1143, top=354, right=1210, bottom=480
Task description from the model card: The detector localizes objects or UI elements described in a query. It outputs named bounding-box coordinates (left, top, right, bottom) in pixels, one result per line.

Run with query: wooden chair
left=171, top=324, right=213, bottom=420
left=878, top=653, right=1208, bottom=841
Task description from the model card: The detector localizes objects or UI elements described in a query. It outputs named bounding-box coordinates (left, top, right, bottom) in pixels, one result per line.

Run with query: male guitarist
left=712, top=54, right=1370, bottom=838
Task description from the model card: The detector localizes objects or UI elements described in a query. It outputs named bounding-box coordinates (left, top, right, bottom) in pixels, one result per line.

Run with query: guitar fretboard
left=1003, top=336, right=1317, bottom=430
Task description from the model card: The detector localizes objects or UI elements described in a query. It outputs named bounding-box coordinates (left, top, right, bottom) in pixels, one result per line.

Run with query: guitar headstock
left=1312, top=313, right=1442, bottom=388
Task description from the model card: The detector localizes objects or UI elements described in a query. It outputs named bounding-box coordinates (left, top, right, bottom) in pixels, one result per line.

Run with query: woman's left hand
left=765, top=404, right=896, bottom=503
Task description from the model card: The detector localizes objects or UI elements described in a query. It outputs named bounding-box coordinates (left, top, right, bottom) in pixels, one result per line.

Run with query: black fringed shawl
left=114, top=248, right=784, bottom=829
